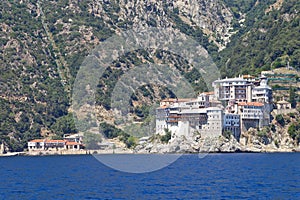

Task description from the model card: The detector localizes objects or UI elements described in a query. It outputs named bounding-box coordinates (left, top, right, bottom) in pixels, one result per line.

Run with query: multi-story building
left=156, top=75, right=272, bottom=141
left=156, top=93, right=241, bottom=140
left=213, top=75, right=272, bottom=104
left=212, top=77, right=253, bottom=103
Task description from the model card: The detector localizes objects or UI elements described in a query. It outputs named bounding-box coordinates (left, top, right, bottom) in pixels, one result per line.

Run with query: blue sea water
left=0, top=153, right=299, bottom=199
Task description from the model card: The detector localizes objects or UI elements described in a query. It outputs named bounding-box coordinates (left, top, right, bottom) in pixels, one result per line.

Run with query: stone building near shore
left=156, top=75, right=273, bottom=140
left=28, top=139, right=84, bottom=151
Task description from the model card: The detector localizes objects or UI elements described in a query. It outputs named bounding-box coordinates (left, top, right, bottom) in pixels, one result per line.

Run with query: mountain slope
left=218, top=0, right=300, bottom=76
left=0, top=0, right=299, bottom=151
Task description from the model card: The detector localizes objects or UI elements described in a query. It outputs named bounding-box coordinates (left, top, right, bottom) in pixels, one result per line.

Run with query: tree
left=222, top=130, right=232, bottom=140
left=124, top=136, right=136, bottom=148
left=288, top=123, right=300, bottom=144
left=289, top=86, right=297, bottom=108
left=257, top=127, right=270, bottom=145
left=161, top=128, right=172, bottom=143
left=83, top=132, right=102, bottom=150
left=51, top=113, right=78, bottom=136
left=99, top=122, right=121, bottom=139
left=276, top=114, right=285, bottom=127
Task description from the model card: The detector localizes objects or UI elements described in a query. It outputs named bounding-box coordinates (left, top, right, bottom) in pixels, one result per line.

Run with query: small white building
left=28, top=139, right=83, bottom=151
left=276, top=100, right=291, bottom=109
left=28, top=139, right=46, bottom=150
left=196, top=92, right=210, bottom=108
left=63, top=133, right=83, bottom=143
left=28, top=139, right=65, bottom=151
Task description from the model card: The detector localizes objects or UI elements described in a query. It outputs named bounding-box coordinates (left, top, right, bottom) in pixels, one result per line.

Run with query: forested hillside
left=0, top=0, right=299, bottom=151
left=219, top=0, right=300, bottom=77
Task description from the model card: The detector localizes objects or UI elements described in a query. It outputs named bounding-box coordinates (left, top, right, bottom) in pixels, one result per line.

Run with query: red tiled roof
left=66, top=141, right=81, bottom=146
left=168, top=116, right=181, bottom=118
left=277, top=100, right=290, bottom=104
left=161, top=98, right=177, bottom=102
left=242, top=74, right=254, bottom=79
left=47, top=140, right=65, bottom=143
left=161, top=98, right=195, bottom=103
left=29, top=139, right=44, bottom=143
left=238, top=102, right=264, bottom=107
left=159, top=105, right=169, bottom=108
left=28, top=139, right=66, bottom=143
left=178, top=98, right=197, bottom=102
left=29, top=139, right=83, bottom=146
left=167, top=120, right=179, bottom=123
left=202, top=91, right=214, bottom=95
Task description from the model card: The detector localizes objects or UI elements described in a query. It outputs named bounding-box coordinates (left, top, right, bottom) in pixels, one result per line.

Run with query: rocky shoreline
left=1, top=139, right=299, bottom=157
left=134, top=135, right=300, bottom=154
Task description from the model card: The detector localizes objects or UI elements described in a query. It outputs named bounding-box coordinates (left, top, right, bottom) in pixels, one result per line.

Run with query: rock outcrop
left=135, top=130, right=298, bottom=154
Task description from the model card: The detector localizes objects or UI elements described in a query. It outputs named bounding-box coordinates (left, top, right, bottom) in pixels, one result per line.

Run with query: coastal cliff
left=134, top=133, right=299, bottom=154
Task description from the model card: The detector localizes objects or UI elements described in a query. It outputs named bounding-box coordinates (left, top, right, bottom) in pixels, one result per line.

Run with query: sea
left=0, top=153, right=299, bottom=199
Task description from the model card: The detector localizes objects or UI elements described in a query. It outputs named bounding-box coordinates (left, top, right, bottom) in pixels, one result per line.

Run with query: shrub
left=124, top=136, right=137, bottom=149
left=222, top=130, right=232, bottom=140
left=99, top=123, right=137, bottom=148
left=271, top=124, right=276, bottom=132
left=160, top=128, right=172, bottom=143
left=288, top=123, right=300, bottom=143
left=276, top=114, right=285, bottom=127
left=274, top=140, right=279, bottom=148
left=257, top=127, right=270, bottom=145
left=100, top=122, right=122, bottom=139
left=83, top=132, right=102, bottom=150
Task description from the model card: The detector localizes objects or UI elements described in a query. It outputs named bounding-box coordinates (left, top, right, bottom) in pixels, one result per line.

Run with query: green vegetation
left=223, top=0, right=258, bottom=18
left=167, top=10, right=218, bottom=54
left=288, top=123, right=300, bottom=144
left=50, top=113, right=78, bottom=137
left=160, top=128, right=172, bottom=143
left=274, top=139, right=279, bottom=148
left=257, top=127, right=271, bottom=145
left=83, top=132, right=102, bottom=150
left=289, top=86, right=297, bottom=108
left=222, top=130, right=232, bottom=140
left=271, top=124, right=276, bottom=132
left=0, top=0, right=299, bottom=151
left=100, top=122, right=124, bottom=139
left=123, top=136, right=137, bottom=149
left=134, top=105, right=150, bottom=119
left=123, top=117, right=155, bottom=138
left=276, top=114, right=285, bottom=127
left=218, top=0, right=300, bottom=77
left=99, top=122, right=137, bottom=148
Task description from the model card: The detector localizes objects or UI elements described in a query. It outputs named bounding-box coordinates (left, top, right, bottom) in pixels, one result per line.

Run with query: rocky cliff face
left=135, top=133, right=298, bottom=154
left=116, top=0, right=233, bottom=49
left=87, top=0, right=234, bottom=47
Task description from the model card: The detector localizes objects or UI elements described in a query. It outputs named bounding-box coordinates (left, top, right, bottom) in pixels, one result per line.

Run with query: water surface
left=0, top=153, right=299, bottom=199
